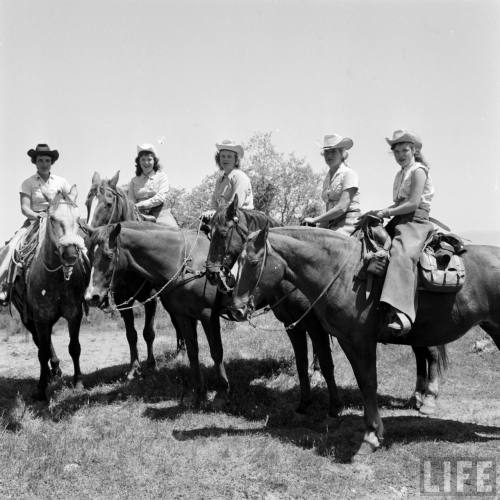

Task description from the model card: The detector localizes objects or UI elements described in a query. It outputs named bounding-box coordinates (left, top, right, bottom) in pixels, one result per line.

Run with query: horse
left=85, top=171, right=185, bottom=379
left=206, top=200, right=341, bottom=415
left=229, top=225, right=500, bottom=459
left=206, top=198, right=446, bottom=414
left=85, top=221, right=229, bottom=405
left=10, top=188, right=89, bottom=400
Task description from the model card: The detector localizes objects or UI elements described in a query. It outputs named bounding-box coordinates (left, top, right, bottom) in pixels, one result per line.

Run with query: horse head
left=206, top=195, right=249, bottom=291
left=46, top=186, right=86, bottom=280
left=86, top=171, right=129, bottom=227
left=229, top=224, right=276, bottom=321
left=84, top=223, right=122, bottom=308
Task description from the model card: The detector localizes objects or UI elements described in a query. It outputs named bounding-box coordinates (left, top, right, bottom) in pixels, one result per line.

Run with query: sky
left=1, top=0, right=499, bottom=244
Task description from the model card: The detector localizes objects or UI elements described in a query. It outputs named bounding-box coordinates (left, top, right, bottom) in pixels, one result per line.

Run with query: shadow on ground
left=1, top=350, right=499, bottom=463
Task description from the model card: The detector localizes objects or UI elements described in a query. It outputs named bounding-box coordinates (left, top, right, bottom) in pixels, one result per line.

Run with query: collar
left=399, top=160, right=416, bottom=172
left=35, top=172, right=54, bottom=182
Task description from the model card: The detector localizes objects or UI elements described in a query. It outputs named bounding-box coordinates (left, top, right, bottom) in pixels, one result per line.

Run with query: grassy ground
left=0, top=307, right=499, bottom=499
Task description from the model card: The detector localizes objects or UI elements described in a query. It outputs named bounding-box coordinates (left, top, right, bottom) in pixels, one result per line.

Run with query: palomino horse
left=206, top=200, right=340, bottom=416
left=85, top=171, right=185, bottom=379
left=207, top=198, right=446, bottom=414
left=230, top=226, right=500, bottom=458
left=85, top=222, right=229, bottom=404
left=11, top=188, right=89, bottom=400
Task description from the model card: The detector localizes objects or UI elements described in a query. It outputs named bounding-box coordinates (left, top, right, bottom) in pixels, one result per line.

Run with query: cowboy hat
left=215, top=139, right=244, bottom=159
left=27, top=144, right=59, bottom=164
left=385, top=130, right=422, bottom=149
left=320, top=134, right=353, bottom=154
left=137, top=144, right=158, bottom=156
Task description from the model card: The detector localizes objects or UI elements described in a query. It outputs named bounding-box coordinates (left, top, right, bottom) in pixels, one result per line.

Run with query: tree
left=243, top=132, right=323, bottom=225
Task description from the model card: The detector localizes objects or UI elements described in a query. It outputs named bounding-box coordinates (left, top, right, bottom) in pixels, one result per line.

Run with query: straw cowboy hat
left=320, top=134, right=353, bottom=155
left=216, top=139, right=244, bottom=159
left=137, top=144, right=158, bottom=156
left=385, top=130, right=422, bottom=149
left=27, top=144, right=59, bottom=164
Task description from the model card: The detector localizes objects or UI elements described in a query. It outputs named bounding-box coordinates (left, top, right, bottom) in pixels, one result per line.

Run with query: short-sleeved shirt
left=393, top=162, right=434, bottom=212
left=210, top=168, right=254, bottom=210
left=321, top=164, right=360, bottom=212
left=20, top=173, right=72, bottom=212
left=127, top=170, right=170, bottom=210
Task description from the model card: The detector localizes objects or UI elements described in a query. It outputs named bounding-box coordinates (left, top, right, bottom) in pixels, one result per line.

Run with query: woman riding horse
left=202, top=139, right=254, bottom=221
left=303, top=133, right=361, bottom=235
left=0, top=144, right=73, bottom=303
left=373, top=130, right=435, bottom=336
left=127, top=143, right=178, bottom=227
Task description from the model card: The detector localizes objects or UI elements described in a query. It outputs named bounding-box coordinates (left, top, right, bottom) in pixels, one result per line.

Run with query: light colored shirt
left=127, top=170, right=170, bottom=210
left=321, top=163, right=360, bottom=212
left=393, top=162, right=434, bottom=212
left=211, top=168, right=254, bottom=210
left=20, top=173, right=72, bottom=212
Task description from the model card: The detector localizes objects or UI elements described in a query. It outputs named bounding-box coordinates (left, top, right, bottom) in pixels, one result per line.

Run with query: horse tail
left=436, top=344, right=449, bottom=376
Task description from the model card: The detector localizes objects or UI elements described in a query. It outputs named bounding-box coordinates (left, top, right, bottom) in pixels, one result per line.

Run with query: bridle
left=206, top=215, right=250, bottom=292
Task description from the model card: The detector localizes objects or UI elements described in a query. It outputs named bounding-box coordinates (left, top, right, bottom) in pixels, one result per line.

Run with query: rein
left=245, top=234, right=351, bottom=331
left=108, top=219, right=206, bottom=312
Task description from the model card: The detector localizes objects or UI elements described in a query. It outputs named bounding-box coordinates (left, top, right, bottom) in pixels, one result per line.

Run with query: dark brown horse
left=206, top=198, right=446, bottom=414
left=206, top=200, right=340, bottom=415
left=85, top=171, right=185, bottom=379
left=230, top=226, right=500, bottom=458
left=11, top=188, right=90, bottom=400
left=85, top=222, right=229, bottom=404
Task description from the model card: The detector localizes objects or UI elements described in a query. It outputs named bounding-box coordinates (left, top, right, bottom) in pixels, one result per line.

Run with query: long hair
left=134, top=152, right=161, bottom=176
left=391, top=142, right=429, bottom=168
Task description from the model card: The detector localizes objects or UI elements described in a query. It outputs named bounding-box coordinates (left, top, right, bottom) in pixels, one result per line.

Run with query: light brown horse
left=229, top=226, right=500, bottom=459
left=85, top=171, right=185, bottom=379
left=11, top=188, right=90, bottom=400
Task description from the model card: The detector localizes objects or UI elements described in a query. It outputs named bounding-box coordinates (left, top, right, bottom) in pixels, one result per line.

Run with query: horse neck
left=118, top=227, right=186, bottom=282
left=269, top=229, right=353, bottom=293
left=112, top=188, right=140, bottom=222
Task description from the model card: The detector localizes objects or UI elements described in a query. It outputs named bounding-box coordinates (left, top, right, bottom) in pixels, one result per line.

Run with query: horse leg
left=27, top=319, right=61, bottom=379
left=411, top=346, right=428, bottom=409
left=201, top=311, right=230, bottom=404
left=338, top=336, right=383, bottom=459
left=33, top=322, right=53, bottom=401
left=307, top=328, right=342, bottom=417
left=67, top=312, right=84, bottom=390
left=142, top=299, right=157, bottom=372
left=480, top=323, right=500, bottom=351
left=177, top=316, right=206, bottom=406
left=418, top=346, right=441, bottom=416
left=170, top=313, right=187, bottom=357
left=286, top=327, right=312, bottom=414
left=119, top=308, right=141, bottom=380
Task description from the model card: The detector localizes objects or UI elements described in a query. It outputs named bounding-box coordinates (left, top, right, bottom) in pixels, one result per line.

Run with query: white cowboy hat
left=320, top=133, right=353, bottom=154
left=385, top=130, right=422, bottom=149
left=137, top=144, right=157, bottom=156
left=215, top=139, right=244, bottom=159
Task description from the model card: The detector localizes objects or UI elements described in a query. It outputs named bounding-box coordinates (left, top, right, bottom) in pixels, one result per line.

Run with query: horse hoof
left=419, top=395, right=437, bottom=415
left=353, top=434, right=381, bottom=462
left=211, top=397, right=227, bottom=412
left=410, top=391, right=424, bottom=410
left=33, top=389, right=48, bottom=402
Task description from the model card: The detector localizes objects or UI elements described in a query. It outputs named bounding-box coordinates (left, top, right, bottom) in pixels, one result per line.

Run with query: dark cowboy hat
left=27, top=144, right=59, bottom=164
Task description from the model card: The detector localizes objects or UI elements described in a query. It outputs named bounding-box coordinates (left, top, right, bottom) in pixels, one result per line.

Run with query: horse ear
left=255, top=224, right=269, bottom=250
left=68, top=184, right=78, bottom=202
left=227, top=195, right=238, bottom=220
left=109, top=171, right=120, bottom=189
left=109, top=223, right=122, bottom=249
left=91, top=172, right=101, bottom=187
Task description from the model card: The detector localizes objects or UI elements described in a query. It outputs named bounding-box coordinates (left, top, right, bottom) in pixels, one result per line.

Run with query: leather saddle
left=353, top=214, right=466, bottom=294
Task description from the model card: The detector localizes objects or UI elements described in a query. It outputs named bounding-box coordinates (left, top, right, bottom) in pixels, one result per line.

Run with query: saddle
left=353, top=214, right=466, bottom=294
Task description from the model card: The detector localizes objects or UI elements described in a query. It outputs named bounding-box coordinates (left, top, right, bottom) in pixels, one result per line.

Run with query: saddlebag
left=418, top=246, right=465, bottom=293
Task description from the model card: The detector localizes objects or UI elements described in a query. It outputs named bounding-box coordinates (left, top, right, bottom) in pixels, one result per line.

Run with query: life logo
left=420, top=457, right=498, bottom=496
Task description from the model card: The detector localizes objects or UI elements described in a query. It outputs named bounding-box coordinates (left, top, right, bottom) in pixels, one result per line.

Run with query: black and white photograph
left=1, top=1, right=499, bottom=498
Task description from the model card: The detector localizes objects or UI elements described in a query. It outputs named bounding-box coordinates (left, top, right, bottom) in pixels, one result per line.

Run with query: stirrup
left=386, top=311, right=412, bottom=335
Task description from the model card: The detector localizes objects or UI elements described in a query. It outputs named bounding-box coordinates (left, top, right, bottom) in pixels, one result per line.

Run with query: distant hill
left=456, top=230, right=500, bottom=247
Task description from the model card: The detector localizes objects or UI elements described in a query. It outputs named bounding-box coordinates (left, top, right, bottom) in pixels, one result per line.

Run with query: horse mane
left=212, top=206, right=280, bottom=231
left=48, top=190, right=77, bottom=212
left=270, top=226, right=358, bottom=251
